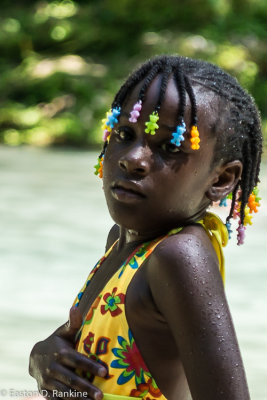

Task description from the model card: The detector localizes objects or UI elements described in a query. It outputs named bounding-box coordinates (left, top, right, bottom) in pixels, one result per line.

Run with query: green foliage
left=0, top=0, right=266, bottom=148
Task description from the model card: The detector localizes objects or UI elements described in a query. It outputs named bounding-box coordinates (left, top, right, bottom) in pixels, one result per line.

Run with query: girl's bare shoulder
left=146, top=223, right=225, bottom=312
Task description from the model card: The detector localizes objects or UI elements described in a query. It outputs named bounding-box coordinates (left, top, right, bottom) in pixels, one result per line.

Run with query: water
left=0, top=146, right=266, bottom=399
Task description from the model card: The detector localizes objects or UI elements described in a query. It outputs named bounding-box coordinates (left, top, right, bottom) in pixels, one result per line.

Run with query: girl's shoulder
left=146, top=223, right=223, bottom=297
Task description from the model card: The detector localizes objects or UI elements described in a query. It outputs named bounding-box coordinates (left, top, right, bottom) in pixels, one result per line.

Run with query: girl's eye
left=161, top=142, right=181, bottom=153
left=113, top=127, right=133, bottom=141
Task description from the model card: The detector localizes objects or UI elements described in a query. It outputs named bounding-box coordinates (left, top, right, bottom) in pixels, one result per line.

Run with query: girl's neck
left=117, top=207, right=209, bottom=249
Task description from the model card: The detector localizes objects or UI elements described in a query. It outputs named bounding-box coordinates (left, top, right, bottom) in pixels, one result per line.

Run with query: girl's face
left=102, top=76, right=220, bottom=236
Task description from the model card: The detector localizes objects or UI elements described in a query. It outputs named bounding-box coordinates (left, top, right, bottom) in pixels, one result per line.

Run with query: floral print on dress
left=111, top=330, right=162, bottom=398
left=84, top=295, right=102, bottom=324
left=101, top=287, right=125, bottom=317
left=130, top=378, right=162, bottom=399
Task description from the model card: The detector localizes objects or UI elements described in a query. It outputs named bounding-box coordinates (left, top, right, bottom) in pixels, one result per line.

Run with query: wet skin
left=29, top=77, right=249, bottom=399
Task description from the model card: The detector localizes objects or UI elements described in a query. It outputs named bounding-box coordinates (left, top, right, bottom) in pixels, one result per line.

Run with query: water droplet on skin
left=235, top=363, right=239, bottom=367
left=217, top=315, right=221, bottom=319
left=208, top=302, right=212, bottom=305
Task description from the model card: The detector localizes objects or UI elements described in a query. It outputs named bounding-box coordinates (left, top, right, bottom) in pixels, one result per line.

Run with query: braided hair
left=96, top=55, right=263, bottom=243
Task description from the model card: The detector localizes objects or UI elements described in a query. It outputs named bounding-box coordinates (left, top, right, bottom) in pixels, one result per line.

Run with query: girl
left=29, top=55, right=262, bottom=400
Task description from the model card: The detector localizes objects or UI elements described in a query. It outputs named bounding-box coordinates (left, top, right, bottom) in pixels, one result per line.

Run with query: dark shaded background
left=0, top=0, right=266, bottom=148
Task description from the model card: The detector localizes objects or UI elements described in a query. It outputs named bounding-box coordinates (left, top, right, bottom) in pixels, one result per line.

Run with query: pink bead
left=237, top=224, right=246, bottom=245
left=129, top=110, right=139, bottom=122
left=129, top=100, right=142, bottom=123
left=103, top=129, right=110, bottom=141
left=134, top=100, right=142, bottom=111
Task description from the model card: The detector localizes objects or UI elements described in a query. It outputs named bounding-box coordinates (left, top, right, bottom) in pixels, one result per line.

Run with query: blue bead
left=219, top=197, right=227, bottom=207
left=171, top=122, right=186, bottom=147
left=225, top=221, right=232, bottom=239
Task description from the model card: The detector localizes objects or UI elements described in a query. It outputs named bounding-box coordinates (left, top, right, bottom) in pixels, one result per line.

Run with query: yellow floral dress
left=73, top=212, right=228, bottom=400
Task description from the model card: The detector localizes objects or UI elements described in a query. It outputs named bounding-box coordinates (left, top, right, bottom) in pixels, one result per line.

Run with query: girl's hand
left=29, top=307, right=106, bottom=400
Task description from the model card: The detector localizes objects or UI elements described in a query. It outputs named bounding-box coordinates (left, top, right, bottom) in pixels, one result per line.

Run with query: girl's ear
left=206, top=160, right=243, bottom=201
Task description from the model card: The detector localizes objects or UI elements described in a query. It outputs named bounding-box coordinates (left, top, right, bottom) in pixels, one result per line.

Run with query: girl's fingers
left=57, top=348, right=107, bottom=378
left=45, top=364, right=103, bottom=400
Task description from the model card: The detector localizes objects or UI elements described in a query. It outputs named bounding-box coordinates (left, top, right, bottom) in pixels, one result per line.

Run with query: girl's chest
left=77, top=246, right=140, bottom=319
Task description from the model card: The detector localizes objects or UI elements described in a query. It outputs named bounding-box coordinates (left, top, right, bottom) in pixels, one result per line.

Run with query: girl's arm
left=147, top=229, right=250, bottom=400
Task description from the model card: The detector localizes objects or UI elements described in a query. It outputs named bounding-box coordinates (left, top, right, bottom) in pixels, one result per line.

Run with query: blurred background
left=0, top=1, right=266, bottom=399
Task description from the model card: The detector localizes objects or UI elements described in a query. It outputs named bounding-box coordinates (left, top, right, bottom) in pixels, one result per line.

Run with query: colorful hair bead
left=243, top=205, right=253, bottom=226
left=252, top=186, right=261, bottom=203
left=106, top=107, right=121, bottom=129
left=248, top=192, right=259, bottom=214
left=225, top=221, right=233, bottom=239
left=145, top=111, right=159, bottom=135
left=171, top=121, right=186, bottom=147
left=219, top=197, right=227, bottom=207
left=94, top=156, right=104, bottom=179
left=237, top=223, right=246, bottom=245
left=190, top=125, right=200, bottom=150
left=129, top=100, right=142, bottom=123
left=103, top=129, right=110, bottom=142
left=102, top=111, right=112, bottom=132
left=233, top=201, right=240, bottom=219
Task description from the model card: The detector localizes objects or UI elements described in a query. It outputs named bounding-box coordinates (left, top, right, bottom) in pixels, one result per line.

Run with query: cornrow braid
left=184, top=75, right=198, bottom=126
left=155, top=63, right=172, bottom=111
left=138, top=63, right=162, bottom=104
left=112, top=61, right=154, bottom=108
left=173, top=67, right=186, bottom=124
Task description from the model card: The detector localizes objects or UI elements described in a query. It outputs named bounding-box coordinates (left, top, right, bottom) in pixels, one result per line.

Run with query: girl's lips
left=111, top=181, right=146, bottom=203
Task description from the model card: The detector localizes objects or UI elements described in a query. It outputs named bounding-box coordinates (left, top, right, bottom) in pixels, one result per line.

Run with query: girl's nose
left=118, top=146, right=151, bottom=176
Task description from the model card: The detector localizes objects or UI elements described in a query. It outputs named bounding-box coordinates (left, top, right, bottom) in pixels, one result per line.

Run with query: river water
left=0, top=146, right=266, bottom=399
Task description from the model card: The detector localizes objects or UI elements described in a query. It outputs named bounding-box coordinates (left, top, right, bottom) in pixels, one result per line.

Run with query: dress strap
left=198, top=212, right=228, bottom=283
